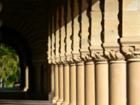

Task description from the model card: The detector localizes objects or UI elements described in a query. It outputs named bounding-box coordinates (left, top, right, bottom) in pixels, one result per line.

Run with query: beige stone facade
left=47, top=0, right=140, bottom=105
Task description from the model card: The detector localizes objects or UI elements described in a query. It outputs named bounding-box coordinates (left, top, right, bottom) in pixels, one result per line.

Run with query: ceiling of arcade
left=0, top=0, right=97, bottom=62
left=0, top=0, right=61, bottom=61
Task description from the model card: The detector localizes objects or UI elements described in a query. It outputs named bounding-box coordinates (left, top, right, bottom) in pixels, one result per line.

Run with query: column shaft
left=77, top=62, right=85, bottom=105
left=128, top=59, right=140, bottom=105
left=95, top=60, right=109, bottom=105
left=62, top=63, right=70, bottom=105
left=69, top=63, right=76, bottom=105
left=57, top=64, right=64, bottom=105
left=85, top=61, right=95, bottom=105
left=53, top=64, right=59, bottom=104
left=110, top=61, right=126, bottom=105
left=51, top=64, right=55, bottom=100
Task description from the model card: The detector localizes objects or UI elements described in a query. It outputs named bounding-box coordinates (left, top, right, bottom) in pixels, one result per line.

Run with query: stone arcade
left=0, top=0, right=140, bottom=105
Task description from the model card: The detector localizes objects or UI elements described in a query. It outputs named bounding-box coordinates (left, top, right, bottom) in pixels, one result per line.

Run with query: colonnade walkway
left=0, top=100, right=52, bottom=105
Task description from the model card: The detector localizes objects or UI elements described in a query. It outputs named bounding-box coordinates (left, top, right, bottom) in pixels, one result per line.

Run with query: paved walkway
left=0, top=100, right=52, bottom=105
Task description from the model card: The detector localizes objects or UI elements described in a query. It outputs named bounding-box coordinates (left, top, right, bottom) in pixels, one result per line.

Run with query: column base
left=57, top=100, right=63, bottom=105
left=69, top=102, right=76, bottom=105
left=61, top=102, right=70, bottom=105
left=52, top=97, right=58, bottom=104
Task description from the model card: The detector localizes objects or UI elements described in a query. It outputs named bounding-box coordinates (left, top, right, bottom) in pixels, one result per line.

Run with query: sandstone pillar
left=53, top=64, right=59, bottom=104
left=121, top=0, right=140, bottom=104
left=85, top=61, right=95, bottom=105
left=76, top=61, right=85, bottom=105
left=51, top=64, right=55, bottom=100
left=69, top=63, right=76, bottom=105
left=57, top=64, right=64, bottom=105
left=127, top=58, right=140, bottom=105
left=95, top=59, right=109, bottom=105
left=50, top=6, right=59, bottom=103
left=109, top=60, right=126, bottom=105
left=121, top=47, right=140, bottom=105
left=89, top=0, right=104, bottom=104
left=62, top=63, right=70, bottom=105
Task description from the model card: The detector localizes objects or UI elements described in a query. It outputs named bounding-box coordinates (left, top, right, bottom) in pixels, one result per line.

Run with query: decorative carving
left=90, top=50, right=106, bottom=61
left=80, top=51, right=92, bottom=61
left=66, top=54, right=73, bottom=63
left=122, top=46, right=140, bottom=59
left=48, top=58, right=52, bottom=64
left=72, top=53, right=82, bottom=63
left=104, top=49, right=125, bottom=60
left=60, top=56, right=66, bottom=64
left=54, top=56, right=61, bottom=64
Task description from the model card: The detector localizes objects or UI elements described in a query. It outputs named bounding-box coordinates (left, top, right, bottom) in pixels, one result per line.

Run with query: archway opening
left=0, top=43, right=21, bottom=89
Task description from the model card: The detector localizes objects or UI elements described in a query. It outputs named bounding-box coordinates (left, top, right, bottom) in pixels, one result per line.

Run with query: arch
left=0, top=26, right=34, bottom=99
left=0, top=43, right=21, bottom=88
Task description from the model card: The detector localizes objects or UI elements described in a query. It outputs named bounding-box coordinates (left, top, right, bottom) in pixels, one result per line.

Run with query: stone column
left=105, top=50, right=126, bottom=105
left=127, top=57, right=140, bottom=105
left=57, top=64, right=64, bottom=105
left=79, top=0, right=96, bottom=104
left=53, top=8, right=60, bottom=103
left=121, top=0, right=140, bottom=105
left=121, top=47, right=140, bottom=105
left=62, top=63, right=70, bottom=105
left=85, top=60, right=95, bottom=105
left=71, top=0, right=81, bottom=104
left=95, top=61, right=109, bottom=105
left=110, top=60, right=126, bottom=105
left=95, top=59, right=108, bottom=105
left=103, top=0, right=127, bottom=104
left=51, top=29, right=59, bottom=104
left=47, top=32, right=55, bottom=100
left=69, top=63, right=76, bottom=105
left=76, top=61, right=85, bottom=105
left=65, top=0, right=73, bottom=104
left=23, top=66, right=29, bottom=91
left=89, top=0, right=105, bottom=105
left=53, top=64, right=59, bottom=104
left=91, top=53, right=109, bottom=105
left=51, top=64, right=55, bottom=100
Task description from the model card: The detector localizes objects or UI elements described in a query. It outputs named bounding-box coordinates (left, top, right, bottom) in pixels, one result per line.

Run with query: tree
left=0, top=44, right=21, bottom=88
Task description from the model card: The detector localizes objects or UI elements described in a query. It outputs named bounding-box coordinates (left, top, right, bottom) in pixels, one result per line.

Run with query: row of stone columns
left=47, top=0, right=140, bottom=105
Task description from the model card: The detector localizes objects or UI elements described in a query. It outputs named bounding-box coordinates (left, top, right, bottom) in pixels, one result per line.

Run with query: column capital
left=80, top=51, right=92, bottom=62
left=48, top=57, right=52, bottom=64
left=122, top=46, right=140, bottom=60
left=104, top=47, right=125, bottom=61
left=50, top=57, right=55, bottom=64
left=90, top=49, right=106, bottom=62
left=120, top=36, right=140, bottom=61
left=65, top=54, right=74, bottom=64
left=60, top=56, right=66, bottom=64
left=72, top=53, right=82, bottom=63
left=54, top=56, right=61, bottom=64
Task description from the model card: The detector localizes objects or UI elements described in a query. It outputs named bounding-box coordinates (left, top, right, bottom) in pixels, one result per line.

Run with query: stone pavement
left=0, top=100, right=52, bottom=105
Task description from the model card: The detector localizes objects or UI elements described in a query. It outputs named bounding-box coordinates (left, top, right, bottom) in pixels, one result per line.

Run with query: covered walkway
left=0, top=100, right=52, bottom=105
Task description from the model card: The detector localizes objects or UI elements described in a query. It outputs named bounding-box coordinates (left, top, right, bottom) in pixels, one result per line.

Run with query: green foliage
left=0, top=43, right=21, bottom=88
